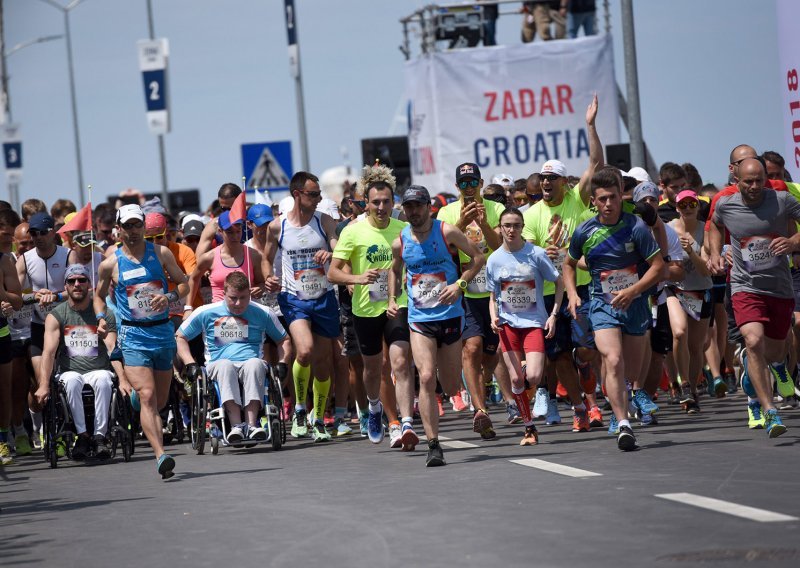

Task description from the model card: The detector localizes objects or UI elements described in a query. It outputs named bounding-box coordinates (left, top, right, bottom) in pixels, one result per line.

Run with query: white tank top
left=277, top=212, right=332, bottom=300
left=22, top=245, right=70, bottom=324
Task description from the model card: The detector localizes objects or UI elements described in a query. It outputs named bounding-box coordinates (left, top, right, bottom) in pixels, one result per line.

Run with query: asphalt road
left=2, top=391, right=799, bottom=568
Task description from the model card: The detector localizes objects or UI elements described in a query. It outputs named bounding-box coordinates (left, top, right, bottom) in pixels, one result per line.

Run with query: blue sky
left=1, top=0, right=782, bottom=210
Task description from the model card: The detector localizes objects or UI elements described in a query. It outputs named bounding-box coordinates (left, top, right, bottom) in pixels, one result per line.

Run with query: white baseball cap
left=540, top=160, right=567, bottom=177
left=623, top=166, right=652, bottom=183
left=491, top=173, right=514, bottom=189
left=116, top=204, right=145, bottom=224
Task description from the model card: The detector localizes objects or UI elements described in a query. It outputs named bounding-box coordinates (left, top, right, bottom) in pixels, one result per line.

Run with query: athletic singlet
left=8, top=252, right=32, bottom=341
left=0, top=252, right=9, bottom=338
left=209, top=245, right=254, bottom=302
left=22, top=245, right=69, bottom=324
left=113, top=241, right=174, bottom=348
left=401, top=219, right=463, bottom=323
left=246, top=238, right=281, bottom=315
left=277, top=212, right=332, bottom=300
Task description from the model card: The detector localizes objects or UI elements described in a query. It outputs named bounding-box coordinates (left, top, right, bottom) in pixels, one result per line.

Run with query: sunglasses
left=500, top=223, right=523, bottom=230
left=66, top=277, right=89, bottom=285
left=483, top=193, right=506, bottom=204
left=458, top=179, right=480, bottom=190
left=120, top=221, right=144, bottom=230
left=677, top=201, right=698, bottom=210
left=30, top=229, right=52, bottom=237
left=145, top=230, right=167, bottom=242
left=527, top=194, right=543, bottom=202
left=541, top=174, right=560, bottom=182
left=352, top=200, right=366, bottom=209
left=301, top=191, right=322, bottom=199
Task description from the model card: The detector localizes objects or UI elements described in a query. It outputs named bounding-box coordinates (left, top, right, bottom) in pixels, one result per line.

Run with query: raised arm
left=578, top=93, right=603, bottom=206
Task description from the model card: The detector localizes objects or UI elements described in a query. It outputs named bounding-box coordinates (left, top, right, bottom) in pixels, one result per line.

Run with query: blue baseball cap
left=246, top=204, right=273, bottom=227
left=29, top=212, right=55, bottom=232
left=217, top=211, right=243, bottom=231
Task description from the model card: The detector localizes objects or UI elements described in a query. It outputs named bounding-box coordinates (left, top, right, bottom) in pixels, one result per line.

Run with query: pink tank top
left=210, top=245, right=254, bottom=301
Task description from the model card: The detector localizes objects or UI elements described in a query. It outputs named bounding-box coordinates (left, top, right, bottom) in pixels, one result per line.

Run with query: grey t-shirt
left=51, top=302, right=116, bottom=375
left=712, top=189, right=800, bottom=298
left=668, top=220, right=712, bottom=291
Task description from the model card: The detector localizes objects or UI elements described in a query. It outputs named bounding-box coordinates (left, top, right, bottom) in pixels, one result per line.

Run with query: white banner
left=137, top=38, right=170, bottom=135
left=405, top=35, right=620, bottom=194
left=777, top=0, right=800, bottom=182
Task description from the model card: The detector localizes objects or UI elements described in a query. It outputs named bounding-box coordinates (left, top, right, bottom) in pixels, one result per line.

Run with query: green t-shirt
left=332, top=217, right=408, bottom=317
left=521, top=185, right=593, bottom=296
left=51, top=302, right=116, bottom=375
left=436, top=198, right=504, bottom=298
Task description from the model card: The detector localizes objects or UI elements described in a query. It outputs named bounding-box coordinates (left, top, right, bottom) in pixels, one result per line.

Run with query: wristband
left=96, top=312, right=107, bottom=322
left=184, top=305, right=194, bottom=312
left=166, top=290, right=180, bottom=303
left=56, top=292, right=63, bottom=302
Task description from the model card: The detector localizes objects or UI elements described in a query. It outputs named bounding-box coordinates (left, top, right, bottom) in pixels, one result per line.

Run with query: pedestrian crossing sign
left=241, top=141, right=293, bottom=192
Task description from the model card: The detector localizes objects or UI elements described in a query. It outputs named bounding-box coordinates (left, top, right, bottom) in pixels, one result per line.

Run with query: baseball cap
left=540, top=160, right=567, bottom=177
left=456, top=162, right=481, bottom=183
left=676, top=189, right=699, bottom=203
left=145, top=212, right=167, bottom=232
left=316, top=197, right=341, bottom=220
left=401, top=185, right=431, bottom=205
left=116, top=204, right=145, bottom=225
left=73, top=232, right=95, bottom=247
left=491, top=173, right=514, bottom=189
left=633, top=181, right=660, bottom=203
left=217, top=211, right=242, bottom=231
left=64, top=264, right=91, bottom=283
left=182, top=220, right=204, bottom=238
left=247, top=204, right=274, bottom=227
left=180, top=213, right=203, bottom=229
left=623, top=166, right=651, bottom=184
left=29, top=212, right=55, bottom=232
left=278, top=195, right=295, bottom=216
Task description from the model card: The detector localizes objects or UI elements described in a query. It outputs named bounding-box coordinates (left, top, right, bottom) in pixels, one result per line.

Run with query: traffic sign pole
left=145, top=0, right=170, bottom=211
left=284, top=0, right=309, bottom=172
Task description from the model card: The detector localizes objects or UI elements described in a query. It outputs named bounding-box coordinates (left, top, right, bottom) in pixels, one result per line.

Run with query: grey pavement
left=2, top=391, right=800, bottom=568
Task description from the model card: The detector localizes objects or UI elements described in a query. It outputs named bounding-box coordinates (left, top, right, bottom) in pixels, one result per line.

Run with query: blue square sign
left=241, top=141, right=292, bottom=192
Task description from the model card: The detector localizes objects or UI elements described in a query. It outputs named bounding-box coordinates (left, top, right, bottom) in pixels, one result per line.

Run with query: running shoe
left=748, top=400, right=766, bottom=429
left=93, top=435, right=112, bottom=460
left=555, top=380, right=568, bottom=399
left=33, top=430, right=43, bottom=450
left=607, top=414, right=619, bottom=436
left=683, top=394, right=701, bottom=415
left=545, top=398, right=561, bottom=425
left=248, top=426, right=267, bottom=441
left=712, top=377, right=727, bottom=399
left=765, top=409, right=787, bottom=438
left=332, top=417, right=353, bottom=437
left=0, top=442, right=13, bottom=465
left=779, top=396, right=798, bottom=410
left=506, top=402, right=523, bottom=424
left=359, top=412, right=369, bottom=438
left=617, top=425, right=637, bottom=451
left=450, top=391, right=468, bottom=412
left=227, top=424, right=245, bottom=445
left=157, top=453, right=175, bottom=479
left=633, top=390, right=659, bottom=416
left=312, top=420, right=331, bottom=442
left=55, top=437, right=67, bottom=458
left=724, top=371, right=738, bottom=394
left=668, top=384, right=681, bottom=405
left=282, top=399, right=292, bottom=420
left=572, top=408, right=590, bottom=432
left=436, top=395, right=445, bottom=417
left=588, top=405, right=603, bottom=427
left=14, top=434, right=32, bottom=456
left=400, top=422, right=419, bottom=451
left=389, top=423, right=402, bottom=448
left=291, top=409, right=308, bottom=438
left=533, top=387, right=549, bottom=417
left=472, top=409, right=496, bottom=440
left=425, top=439, right=446, bottom=467
left=368, top=405, right=385, bottom=444
left=740, top=350, right=755, bottom=397
left=770, top=363, right=796, bottom=399
left=520, top=425, right=539, bottom=446
left=639, top=410, right=657, bottom=426
left=323, top=410, right=335, bottom=427
left=72, top=434, right=91, bottom=461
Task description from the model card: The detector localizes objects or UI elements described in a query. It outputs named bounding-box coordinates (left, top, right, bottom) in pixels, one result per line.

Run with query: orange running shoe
left=588, top=405, right=603, bottom=427
left=572, top=407, right=590, bottom=432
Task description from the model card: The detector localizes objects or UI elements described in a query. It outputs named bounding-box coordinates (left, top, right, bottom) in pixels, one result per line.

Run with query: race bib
left=499, top=280, right=536, bottom=313
left=34, top=299, right=62, bottom=320
left=126, top=280, right=163, bottom=319
left=740, top=235, right=780, bottom=272
left=368, top=269, right=390, bottom=302
left=461, top=263, right=488, bottom=294
left=214, top=316, right=249, bottom=346
left=676, top=289, right=703, bottom=321
left=11, top=303, right=33, bottom=327
left=600, top=266, right=639, bottom=303
left=411, top=272, right=446, bottom=309
left=294, top=267, right=327, bottom=300
left=552, top=249, right=567, bottom=274
left=63, top=324, right=99, bottom=357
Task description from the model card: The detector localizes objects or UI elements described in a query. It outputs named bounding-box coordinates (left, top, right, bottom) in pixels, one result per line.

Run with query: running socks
left=293, top=360, right=311, bottom=411
left=368, top=398, right=382, bottom=414
left=511, top=386, right=533, bottom=425
left=312, top=377, right=331, bottom=421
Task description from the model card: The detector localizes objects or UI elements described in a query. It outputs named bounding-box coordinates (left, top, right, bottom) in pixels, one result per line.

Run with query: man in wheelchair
left=177, top=271, right=288, bottom=445
left=35, top=264, right=126, bottom=460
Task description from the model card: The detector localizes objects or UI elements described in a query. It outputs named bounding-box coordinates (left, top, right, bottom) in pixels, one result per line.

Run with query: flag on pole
left=57, top=202, right=92, bottom=235
left=229, top=192, right=247, bottom=225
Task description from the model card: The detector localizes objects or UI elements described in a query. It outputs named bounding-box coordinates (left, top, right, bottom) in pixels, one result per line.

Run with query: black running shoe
left=93, top=435, right=111, bottom=460
left=425, top=438, right=446, bottom=467
left=617, top=425, right=637, bottom=451
left=72, top=434, right=91, bottom=461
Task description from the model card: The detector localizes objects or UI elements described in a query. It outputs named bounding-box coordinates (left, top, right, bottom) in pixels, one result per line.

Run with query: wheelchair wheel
left=211, top=436, right=219, bottom=455
left=271, top=419, right=282, bottom=451
left=44, top=390, right=59, bottom=469
left=191, top=372, right=207, bottom=455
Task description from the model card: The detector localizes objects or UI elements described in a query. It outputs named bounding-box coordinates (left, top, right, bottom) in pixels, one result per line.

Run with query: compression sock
left=334, top=407, right=347, bottom=421
left=511, top=386, right=533, bottom=424
left=312, top=377, right=331, bottom=422
left=293, top=360, right=311, bottom=411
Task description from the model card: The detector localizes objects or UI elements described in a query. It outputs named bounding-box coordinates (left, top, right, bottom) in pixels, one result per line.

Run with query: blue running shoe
left=368, top=404, right=384, bottom=444
left=770, top=362, right=796, bottom=399
left=157, top=454, right=175, bottom=480
left=765, top=409, right=787, bottom=438
left=359, top=412, right=369, bottom=438
left=748, top=401, right=765, bottom=429
left=741, top=350, right=757, bottom=398
left=633, top=390, right=659, bottom=416
left=533, top=388, right=549, bottom=417
left=607, top=414, right=619, bottom=436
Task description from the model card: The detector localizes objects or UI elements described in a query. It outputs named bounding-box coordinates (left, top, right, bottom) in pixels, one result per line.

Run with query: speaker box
left=361, top=136, right=411, bottom=193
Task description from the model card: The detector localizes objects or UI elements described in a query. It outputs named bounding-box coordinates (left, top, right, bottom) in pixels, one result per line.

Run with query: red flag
left=228, top=192, right=247, bottom=224
left=57, top=202, right=92, bottom=235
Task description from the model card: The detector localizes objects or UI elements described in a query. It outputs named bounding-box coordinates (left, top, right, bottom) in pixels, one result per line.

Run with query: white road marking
left=509, top=458, right=602, bottom=478
left=437, top=436, right=479, bottom=449
left=655, top=493, right=799, bottom=523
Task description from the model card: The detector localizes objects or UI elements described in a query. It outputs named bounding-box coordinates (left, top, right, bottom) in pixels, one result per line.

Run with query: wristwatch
left=456, top=279, right=468, bottom=292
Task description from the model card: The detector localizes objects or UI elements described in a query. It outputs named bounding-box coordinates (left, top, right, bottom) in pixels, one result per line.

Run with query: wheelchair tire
left=271, top=419, right=282, bottom=451
left=122, top=433, right=132, bottom=462
left=191, top=372, right=207, bottom=455
left=211, top=436, right=219, bottom=455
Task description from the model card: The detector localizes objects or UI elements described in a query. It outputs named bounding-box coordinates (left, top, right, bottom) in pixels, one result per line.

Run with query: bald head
left=738, top=157, right=765, bottom=178
left=14, top=222, right=33, bottom=255
left=14, top=222, right=29, bottom=241
left=729, top=144, right=757, bottom=164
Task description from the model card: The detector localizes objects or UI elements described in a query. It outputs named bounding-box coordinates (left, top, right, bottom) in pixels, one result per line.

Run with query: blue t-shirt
left=486, top=242, right=559, bottom=329
left=178, top=301, right=287, bottom=363
left=568, top=212, right=660, bottom=301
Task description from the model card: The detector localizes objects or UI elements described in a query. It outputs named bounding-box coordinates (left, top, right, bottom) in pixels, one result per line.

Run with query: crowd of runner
left=1, top=100, right=799, bottom=477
